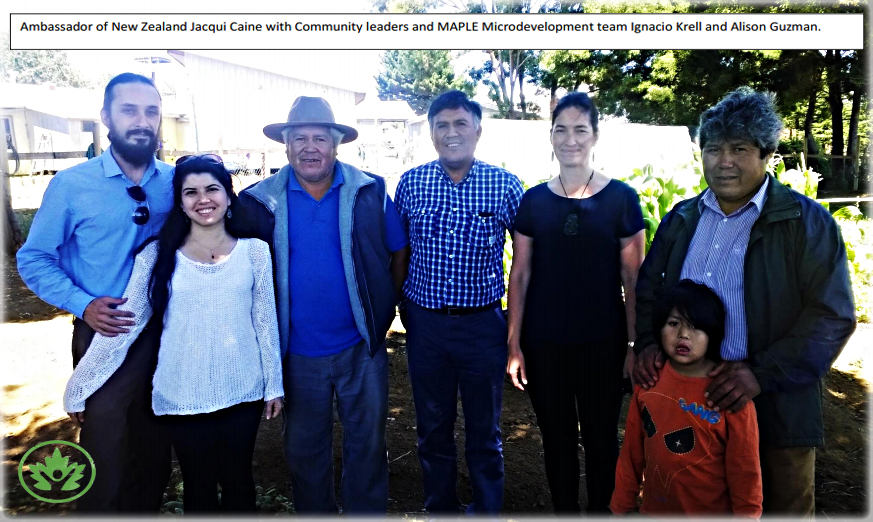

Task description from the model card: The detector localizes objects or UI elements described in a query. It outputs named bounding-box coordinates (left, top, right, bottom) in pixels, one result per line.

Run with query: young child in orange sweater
left=610, top=280, right=763, bottom=517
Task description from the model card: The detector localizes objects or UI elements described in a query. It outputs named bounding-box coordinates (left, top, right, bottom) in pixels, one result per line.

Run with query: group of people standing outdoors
left=16, top=71, right=855, bottom=518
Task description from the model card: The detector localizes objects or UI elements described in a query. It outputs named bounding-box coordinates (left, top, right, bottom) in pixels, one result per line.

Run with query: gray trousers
left=72, top=318, right=172, bottom=513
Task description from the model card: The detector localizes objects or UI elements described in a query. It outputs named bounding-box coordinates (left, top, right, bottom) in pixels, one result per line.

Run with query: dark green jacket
left=635, top=175, right=856, bottom=447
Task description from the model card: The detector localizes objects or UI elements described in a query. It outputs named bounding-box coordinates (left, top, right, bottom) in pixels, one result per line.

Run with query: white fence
left=406, top=118, right=697, bottom=187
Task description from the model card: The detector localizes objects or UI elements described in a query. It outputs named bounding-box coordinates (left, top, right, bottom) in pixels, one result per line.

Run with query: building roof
left=170, top=50, right=368, bottom=100
left=1, top=83, right=102, bottom=120
left=0, top=82, right=188, bottom=120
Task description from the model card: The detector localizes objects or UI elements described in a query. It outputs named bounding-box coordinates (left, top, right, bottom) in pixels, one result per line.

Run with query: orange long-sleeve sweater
left=610, top=361, right=763, bottom=517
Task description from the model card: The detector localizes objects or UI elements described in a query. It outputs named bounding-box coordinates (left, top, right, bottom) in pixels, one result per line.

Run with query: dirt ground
left=1, top=252, right=869, bottom=517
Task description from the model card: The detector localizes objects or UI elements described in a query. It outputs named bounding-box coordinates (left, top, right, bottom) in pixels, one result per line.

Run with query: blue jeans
left=406, top=301, right=508, bottom=515
left=282, top=340, right=388, bottom=514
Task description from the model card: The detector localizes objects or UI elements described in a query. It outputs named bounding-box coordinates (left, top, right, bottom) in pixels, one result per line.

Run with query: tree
left=465, top=1, right=542, bottom=120
left=471, top=50, right=539, bottom=119
left=371, top=0, right=467, bottom=13
left=0, top=49, right=90, bottom=88
left=376, top=50, right=476, bottom=115
left=537, top=50, right=598, bottom=112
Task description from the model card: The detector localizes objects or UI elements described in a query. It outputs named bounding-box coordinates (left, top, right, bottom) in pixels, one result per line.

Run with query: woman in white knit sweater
left=64, top=155, right=283, bottom=513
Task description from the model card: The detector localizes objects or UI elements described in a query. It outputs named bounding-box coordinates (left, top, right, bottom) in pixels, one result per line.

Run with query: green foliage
left=617, top=153, right=868, bottom=322
left=579, top=0, right=690, bottom=12
left=1, top=49, right=90, bottom=88
left=502, top=177, right=532, bottom=308
left=471, top=49, right=540, bottom=120
left=539, top=50, right=595, bottom=93
left=375, top=50, right=475, bottom=115
left=619, top=159, right=706, bottom=253
left=255, top=486, right=294, bottom=512
left=772, top=155, right=824, bottom=203
left=833, top=206, right=873, bottom=323
left=371, top=0, right=431, bottom=12
left=13, top=209, right=36, bottom=242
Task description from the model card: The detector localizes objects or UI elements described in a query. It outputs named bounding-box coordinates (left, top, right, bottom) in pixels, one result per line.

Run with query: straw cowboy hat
left=263, top=96, right=358, bottom=144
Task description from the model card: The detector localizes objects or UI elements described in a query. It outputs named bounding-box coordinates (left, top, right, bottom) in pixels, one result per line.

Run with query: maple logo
left=18, top=440, right=95, bottom=503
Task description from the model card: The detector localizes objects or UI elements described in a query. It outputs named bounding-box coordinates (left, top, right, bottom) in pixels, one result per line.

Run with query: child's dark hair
left=653, top=280, right=726, bottom=363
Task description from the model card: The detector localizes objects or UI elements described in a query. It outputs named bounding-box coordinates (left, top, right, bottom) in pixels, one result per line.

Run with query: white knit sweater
left=64, top=238, right=284, bottom=415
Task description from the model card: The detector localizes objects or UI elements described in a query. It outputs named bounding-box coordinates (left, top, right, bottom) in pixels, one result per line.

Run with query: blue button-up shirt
left=395, top=159, right=524, bottom=309
left=680, top=176, right=770, bottom=361
left=16, top=148, right=174, bottom=318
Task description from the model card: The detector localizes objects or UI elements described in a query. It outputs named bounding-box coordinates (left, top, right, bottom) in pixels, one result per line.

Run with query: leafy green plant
left=772, top=154, right=828, bottom=210
left=619, top=159, right=705, bottom=254
left=13, top=208, right=37, bottom=242
left=502, top=178, right=534, bottom=309
left=833, top=205, right=872, bottom=323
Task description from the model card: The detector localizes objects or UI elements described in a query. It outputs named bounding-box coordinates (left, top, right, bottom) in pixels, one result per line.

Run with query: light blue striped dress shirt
left=680, top=177, right=770, bottom=361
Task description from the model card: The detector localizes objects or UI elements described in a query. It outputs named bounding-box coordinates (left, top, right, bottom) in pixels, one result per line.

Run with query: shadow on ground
left=2, top=254, right=869, bottom=516
left=3, top=254, right=68, bottom=324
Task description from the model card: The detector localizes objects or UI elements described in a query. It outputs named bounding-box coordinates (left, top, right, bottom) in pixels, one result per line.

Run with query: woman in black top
left=506, top=92, right=645, bottom=514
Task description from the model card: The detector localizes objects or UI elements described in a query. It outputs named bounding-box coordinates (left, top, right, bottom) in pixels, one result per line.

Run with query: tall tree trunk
left=1, top=127, right=24, bottom=255
left=489, top=50, right=513, bottom=119
left=507, top=51, right=517, bottom=119
left=845, top=87, right=862, bottom=190
left=825, top=50, right=846, bottom=189
left=550, top=83, right=558, bottom=114
left=803, top=79, right=821, bottom=161
left=519, top=62, right=527, bottom=120
left=3, top=189, right=23, bottom=255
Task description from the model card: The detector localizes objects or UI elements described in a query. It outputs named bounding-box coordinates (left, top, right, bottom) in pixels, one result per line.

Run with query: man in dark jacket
left=633, top=87, right=855, bottom=517
left=235, top=96, right=408, bottom=514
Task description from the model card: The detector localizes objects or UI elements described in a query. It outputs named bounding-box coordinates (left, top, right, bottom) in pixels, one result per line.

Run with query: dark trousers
left=522, top=337, right=624, bottom=514
left=406, top=301, right=507, bottom=515
left=283, top=340, right=389, bottom=515
left=72, top=318, right=173, bottom=513
left=164, top=400, right=264, bottom=514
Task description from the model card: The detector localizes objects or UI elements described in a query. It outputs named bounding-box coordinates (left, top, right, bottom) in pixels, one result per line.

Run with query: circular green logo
left=18, top=440, right=96, bottom=503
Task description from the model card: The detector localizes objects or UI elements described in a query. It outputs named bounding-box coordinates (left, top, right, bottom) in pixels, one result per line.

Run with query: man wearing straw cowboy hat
left=237, top=96, right=409, bottom=514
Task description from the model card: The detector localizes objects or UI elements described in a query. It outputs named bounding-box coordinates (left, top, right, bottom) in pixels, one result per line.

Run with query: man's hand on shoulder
left=705, top=361, right=761, bottom=413
left=83, top=296, right=135, bottom=337
left=632, top=344, right=665, bottom=390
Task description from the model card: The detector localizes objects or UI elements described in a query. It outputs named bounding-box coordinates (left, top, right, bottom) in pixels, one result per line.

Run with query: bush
left=13, top=208, right=37, bottom=243
left=617, top=155, right=868, bottom=322
left=619, top=155, right=707, bottom=254
left=833, top=206, right=873, bottom=323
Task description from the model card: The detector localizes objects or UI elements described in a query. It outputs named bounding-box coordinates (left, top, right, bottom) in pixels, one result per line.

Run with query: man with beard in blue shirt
left=17, top=73, right=174, bottom=513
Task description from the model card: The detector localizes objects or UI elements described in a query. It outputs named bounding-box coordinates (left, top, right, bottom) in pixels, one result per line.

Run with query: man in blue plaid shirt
left=395, top=90, right=524, bottom=515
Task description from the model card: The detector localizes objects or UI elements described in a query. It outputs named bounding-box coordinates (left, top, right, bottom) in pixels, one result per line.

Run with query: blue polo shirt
left=287, top=167, right=407, bottom=357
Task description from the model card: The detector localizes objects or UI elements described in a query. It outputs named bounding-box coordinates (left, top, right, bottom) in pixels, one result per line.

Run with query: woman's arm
left=506, top=231, right=534, bottom=391
left=63, top=242, right=158, bottom=416
left=619, top=230, right=646, bottom=383
left=249, top=240, right=284, bottom=407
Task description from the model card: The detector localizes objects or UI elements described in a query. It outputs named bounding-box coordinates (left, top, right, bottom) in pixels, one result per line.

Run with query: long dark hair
left=147, top=157, right=242, bottom=324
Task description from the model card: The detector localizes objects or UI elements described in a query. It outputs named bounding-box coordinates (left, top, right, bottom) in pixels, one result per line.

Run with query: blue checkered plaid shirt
left=395, top=159, right=524, bottom=309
